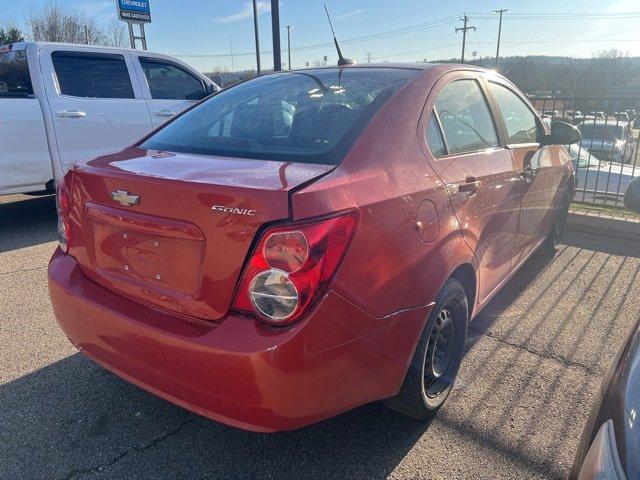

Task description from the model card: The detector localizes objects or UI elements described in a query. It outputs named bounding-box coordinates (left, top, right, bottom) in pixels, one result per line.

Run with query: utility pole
left=283, top=25, right=292, bottom=70
left=229, top=35, right=235, bottom=72
left=271, top=0, right=282, bottom=71
left=572, top=69, right=582, bottom=99
left=455, top=15, right=476, bottom=64
left=365, top=51, right=373, bottom=63
left=494, top=9, right=508, bottom=69
left=84, top=25, right=89, bottom=44
left=252, top=0, right=261, bottom=74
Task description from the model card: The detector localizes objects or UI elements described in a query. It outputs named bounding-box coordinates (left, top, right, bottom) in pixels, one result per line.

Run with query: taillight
left=56, top=179, right=72, bottom=252
left=232, top=211, right=358, bottom=325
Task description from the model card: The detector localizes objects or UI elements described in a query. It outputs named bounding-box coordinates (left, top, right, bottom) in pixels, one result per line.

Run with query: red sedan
left=48, top=64, right=580, bottom=432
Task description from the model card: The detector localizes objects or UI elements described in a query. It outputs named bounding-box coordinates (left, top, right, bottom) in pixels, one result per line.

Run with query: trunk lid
left=68, top=148, right=333, bottom=321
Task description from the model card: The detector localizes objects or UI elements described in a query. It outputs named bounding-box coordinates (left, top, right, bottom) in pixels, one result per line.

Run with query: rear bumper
left=48, top=249, right=429, bottom=432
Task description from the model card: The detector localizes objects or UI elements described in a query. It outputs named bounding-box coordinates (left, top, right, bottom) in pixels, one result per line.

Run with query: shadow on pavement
left=0, top=195, right=57, bottom=253
left=460, top=229, right=640, bottom=478
left=0, top=354, right=432, bottom=480
left=2, top=229, right=638, bottom=479
left=562, top=229, right=640, bottom=258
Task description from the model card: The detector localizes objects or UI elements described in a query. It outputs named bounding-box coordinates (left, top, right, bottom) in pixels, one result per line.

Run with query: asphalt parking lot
left=2, top=194, right=640, bottom=480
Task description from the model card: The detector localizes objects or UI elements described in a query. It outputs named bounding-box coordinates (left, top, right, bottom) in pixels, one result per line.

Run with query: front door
left=426, top=77, right=522, bottom=303
left=487, top=80, right=562, bottom=267
left=40, top=47, right=152, bottom=171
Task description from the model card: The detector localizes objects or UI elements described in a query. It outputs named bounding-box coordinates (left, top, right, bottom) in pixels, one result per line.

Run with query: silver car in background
left=578, top=120, right=633, bottom=164
left=569, top=144, right=640, bottom=204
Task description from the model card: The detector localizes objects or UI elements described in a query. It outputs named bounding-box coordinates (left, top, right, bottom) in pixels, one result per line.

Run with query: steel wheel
left=424, top=306, right=456, bottom=398
left=552, top=193, right=570, bottom=247
left=383, top=278, right=469, bottom=419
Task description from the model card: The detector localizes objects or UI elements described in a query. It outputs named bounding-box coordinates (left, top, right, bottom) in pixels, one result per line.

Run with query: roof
left=295, top=61, right=488, bottom=71
left=4, top=41, right=165, bottom=56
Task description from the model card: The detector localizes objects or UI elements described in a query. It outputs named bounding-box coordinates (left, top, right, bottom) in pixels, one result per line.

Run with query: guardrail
left=531, top=96, right=640, bottom=207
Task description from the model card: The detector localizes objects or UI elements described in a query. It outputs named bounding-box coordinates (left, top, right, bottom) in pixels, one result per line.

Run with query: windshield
left=579, top=123, right=626, bottom=142
left=142, top=68, right=419, bottom=165
left=0, top=50, right=33, bottom=97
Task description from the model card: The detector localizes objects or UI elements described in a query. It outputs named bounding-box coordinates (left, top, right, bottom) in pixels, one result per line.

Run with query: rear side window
left=142, top=68, right=419, bottom=165
left=52, top=52, right=134, bottom=99
left=490, top=82, right=540, bottom=144
left=434, top=79, right=498, bottom=155
left=0, top=50, right=33, bottom=97
left=426, top=113, right=447, bottom=157
left=139, top=58, right=205, bottom=100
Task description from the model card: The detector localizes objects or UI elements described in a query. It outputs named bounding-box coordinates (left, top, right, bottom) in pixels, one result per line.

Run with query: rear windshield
left=142, top=68, right=419, bottom=165
left=0, top=50, right=33, bottom=97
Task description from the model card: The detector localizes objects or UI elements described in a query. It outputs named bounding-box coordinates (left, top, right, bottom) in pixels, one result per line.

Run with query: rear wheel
left=544, top=187, right=571, bottom=254
left=384, top=278, right=468, bottom=419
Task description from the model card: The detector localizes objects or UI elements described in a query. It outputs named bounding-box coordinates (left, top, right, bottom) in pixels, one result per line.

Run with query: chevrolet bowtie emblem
left=111, top=190, right=140, bottom=207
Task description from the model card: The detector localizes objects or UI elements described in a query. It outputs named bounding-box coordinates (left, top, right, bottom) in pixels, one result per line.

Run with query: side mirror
left=624, top=177, right=640, bottom=213
left=187, top=84, right=219, bottom=101
left=541, top=121, right=582, bottom=146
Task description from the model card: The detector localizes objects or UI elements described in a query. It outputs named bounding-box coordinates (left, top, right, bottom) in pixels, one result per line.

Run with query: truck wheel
left=384, top=278, right=468, bottom=419
left=544, top=187, right=571, bottom=254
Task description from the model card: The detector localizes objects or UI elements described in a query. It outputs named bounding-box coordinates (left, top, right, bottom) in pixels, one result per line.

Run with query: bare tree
left=27, top=1, right=105, bottom=44
left=105, top=18, right=128, bottom=48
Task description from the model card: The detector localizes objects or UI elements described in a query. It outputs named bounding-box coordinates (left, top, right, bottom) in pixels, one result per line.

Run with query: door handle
left=56, top=110, right=86, bottom=118
left=457, top=176, right=482, bottom=195
left=153, top=110, right=177, bottom=117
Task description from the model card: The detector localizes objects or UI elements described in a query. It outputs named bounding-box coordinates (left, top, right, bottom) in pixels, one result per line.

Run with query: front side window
left=139, top=58, right=205, bottom=100
left=52, top=52, right=134, bottom=99
left=142, top=68, right=419, bottom=165
left=0, top=50, right=33, bottom=97
left=434, top=79, right=499, bottom=155
left=490, top=82, right=540, bottom=144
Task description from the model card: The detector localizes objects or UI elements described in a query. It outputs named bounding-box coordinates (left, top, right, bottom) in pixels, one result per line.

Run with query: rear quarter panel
left=292, top=67, right=478, bottom=319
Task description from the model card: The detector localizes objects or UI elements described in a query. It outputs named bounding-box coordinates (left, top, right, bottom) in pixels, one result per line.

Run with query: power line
left=170, top=15, right=460, bottom=58
left=472, top=12, right=640, bottom=19
left=170, top=11, right=640, bottom=61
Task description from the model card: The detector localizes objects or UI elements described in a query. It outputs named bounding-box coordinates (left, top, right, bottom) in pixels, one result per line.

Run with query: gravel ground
left=1, top=193, right=639, bottom=480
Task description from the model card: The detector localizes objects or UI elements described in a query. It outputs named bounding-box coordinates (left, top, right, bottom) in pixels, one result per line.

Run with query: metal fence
left=531, top=97, right=640, bottom=207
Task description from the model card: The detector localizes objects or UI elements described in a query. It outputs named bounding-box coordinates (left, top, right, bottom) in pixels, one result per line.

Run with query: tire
left=543, top=187, right=571, bottom=254
left=384, top=278, right=469, bottom=419
left=624, top=176, right=640, bottom=213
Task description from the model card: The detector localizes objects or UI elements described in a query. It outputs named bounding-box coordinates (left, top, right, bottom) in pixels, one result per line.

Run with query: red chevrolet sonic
left=48, top=64, right=580, bottom=432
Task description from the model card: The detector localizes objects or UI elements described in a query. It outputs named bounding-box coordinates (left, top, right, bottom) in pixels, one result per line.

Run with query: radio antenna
left=324, top=4, right=355, bottom=66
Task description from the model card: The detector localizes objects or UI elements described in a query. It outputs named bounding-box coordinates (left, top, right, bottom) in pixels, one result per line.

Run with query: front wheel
left=383, top=278, right=469, bottom=419
left=543, top=187, right=571, bottom=254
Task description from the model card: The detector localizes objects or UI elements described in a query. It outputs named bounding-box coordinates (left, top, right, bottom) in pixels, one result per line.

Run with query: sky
left=3, top=0, right=640, bottom=72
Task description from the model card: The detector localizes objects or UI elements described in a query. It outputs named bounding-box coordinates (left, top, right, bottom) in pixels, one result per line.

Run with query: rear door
left=0, top=47, right=52, bottom=194
left=132, top=55, right=209, bottom=128
left=425, top=74, right=522, bottom=304
left=486, top=79, right=560, bottom=267
left=40, top=46, right=152, bottom=171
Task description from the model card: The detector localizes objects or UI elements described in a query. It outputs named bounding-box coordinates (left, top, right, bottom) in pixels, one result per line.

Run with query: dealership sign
left=117, top=0, right=151, bottom=23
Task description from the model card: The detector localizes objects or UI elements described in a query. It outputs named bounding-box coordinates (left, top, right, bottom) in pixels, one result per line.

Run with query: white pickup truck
left=0, top=42, right=218, bottom=195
